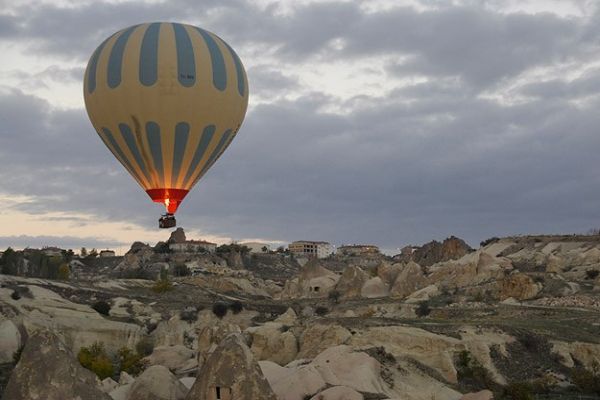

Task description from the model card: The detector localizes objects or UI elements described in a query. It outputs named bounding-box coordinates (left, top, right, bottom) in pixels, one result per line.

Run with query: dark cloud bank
left=1, top=1, right=600, bottom=251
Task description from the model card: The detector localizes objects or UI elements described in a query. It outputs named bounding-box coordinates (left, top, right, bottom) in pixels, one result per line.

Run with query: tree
left=92, top=300, right=111, bottom=316
left=212, top=302, right=228, bottom=319
left=415, top=301, right=431, bottom=317
left=89, top=248, right=98, bottom=258
left=118, top=347, right=146, bottom=376
left=261, top=246, right=268, bottom=253
left=1, top=247, right=18, bottom=275
left=328, top=290, right=341, bottom=304
left=229, top=300, right=243, bottom=314
left=58, top=264, right=70, bottom=280
left=77, top=342, right=114, bottom=380
left=80, top=247, right=88, bottom=257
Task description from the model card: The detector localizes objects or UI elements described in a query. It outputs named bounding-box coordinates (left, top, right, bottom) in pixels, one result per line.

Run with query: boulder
left=3, top=330, right=112, bottom=400
left=100, top=377, right=119, bottom=393
left=186, top=333, right=277, bottom=400
left=310, top=386, right=364, bottom=400
left=498, top=273, right=541, bottom=301
left=390, top=261, right=427, bottom=298
left=274, top=307, right=298, bottom=325
left=127, top=365, right=188, bottom=400
left=246, top=322, right=298, bottom=365
left=460, top=390, right=494, bottom=400
left=298, top=324, right=352, bottom=359
left=311, top=345, right=390, bottom=395
left=260, top=360, right=327, bottom=400
left=196, top=321, right=241, bottom=369
left=335, top=266, right=369, bottom=299
left=0, top=319, right=22, bottom=363
left=361, top=277, right=390, bottom=298
left=144, top=345, right=196, bottom=373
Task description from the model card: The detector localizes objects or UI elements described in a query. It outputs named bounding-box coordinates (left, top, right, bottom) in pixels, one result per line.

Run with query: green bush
left=212, top=302, right=228, bottom=319
left=78, top=342, right=114, bottom=380
left=136, top=337, right=154, bottom=357
left=117, top=347, right=146, bottom=376
left=58, top=264, right=70, bottom=280
left=456, top=350, right=495, bottom=391
left=152, top=278, right=173, bottom=293
left=328, top=290, right=341, bottom=304
left=92, top=300, right=111, bottom=316
left=180, top=307, right=198, bottom=322
left=415, top=301, right=431, bottom=317
left=229, top=300, right=243, bottom=314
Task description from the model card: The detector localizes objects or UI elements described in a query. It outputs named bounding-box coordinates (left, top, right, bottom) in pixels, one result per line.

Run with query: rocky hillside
left=0, top=233, right=599, bottom=399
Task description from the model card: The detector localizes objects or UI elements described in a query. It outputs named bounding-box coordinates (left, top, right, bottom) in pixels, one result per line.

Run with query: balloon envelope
left=83, top=22, right=248, bottom=214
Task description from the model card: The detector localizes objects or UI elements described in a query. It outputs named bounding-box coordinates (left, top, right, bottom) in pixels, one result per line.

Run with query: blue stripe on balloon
left=194, top=129, right=233, bottom=185
left=195, top=27, right=226, bottom=91
left=118, top=123, right=152, bottom=183
left=139, top=22, right=161, bottom=86
left=107, top=25, right=138, bottom=88
left=100, top=127, right=144, bottom=184
left=146, top=121, right=164, bottom=187
left=173, top=23, right=196, bottom=87
left=182, top=124, right=216, bottom=187
left=221, top=39, right=245, bottom=96
left=87, top=35, right=112, bottom=94
left=171, top=122, right=190, bottom=186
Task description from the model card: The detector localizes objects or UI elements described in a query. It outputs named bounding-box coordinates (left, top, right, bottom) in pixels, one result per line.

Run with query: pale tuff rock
left=361, top=277, right=390, bottom=298
left=0, top=319, right=22, bottom=363
left=168, top=227, right=186, bottom=243
left=376, top=262, right=403, bottom=286
left=3, top=330, right=112, bottom=400
left=245, top=321, right=298, bottom=365
left=334, top=265, right=369, bottom=299
left=274, top=307, right=298, bottom=325
left=390, top=261, right=427, bottom=298
left=312, top=345, right=391, bottom=395
left=186, top=333, right=277, bottom=400
left=310, top=386, right=364, bottom=400
left=298, top=323, right=352, bottom=359
left=144, top=345, right=196, bottom=374
left=260, top=360, right=327, bottom=400
left=460, top=390, right=494, bottom=400
left=280, top=259, right=340, bottom=299
left=127, top=365, right=188, bottom=400
left=100, top=377, right=119, bottom=393
left=498, top=272, right=541, bottom=301
left=196, top=321, right=241, bottom=370
left=349, top=326, right=461, bottom=383
left=404, top=284, right=440, bottom=303
left=551, top=341, right=600, bottom=370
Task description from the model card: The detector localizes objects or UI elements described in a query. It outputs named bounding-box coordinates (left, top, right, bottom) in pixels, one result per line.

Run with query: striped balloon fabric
left=83, top=22, right=249, bottom=214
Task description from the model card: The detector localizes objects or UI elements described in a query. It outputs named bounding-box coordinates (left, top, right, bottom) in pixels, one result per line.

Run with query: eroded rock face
left=334, top=266, right=369, bottom=299
left=144, top=345, right=196, bottom=374
left=196, top=321, right=241, bottom=370
left=246, top=322, right=298, bottom=365
left=298, top=324, right=352, bottom=359
left=498, top=273, right=541, bottom=300
left=361, top=277, right=390, bottom=298
left=412, top=236, right=472, bottom=267
left=186, top=333, right=277, bottom=400
left=127, top=365, right=188, bottom=400
left=310, top=386, right=363, bottom=400
left=0, top=319, right=22, bottom=363
left=169, top=228, right=187, bottom=244
left=280, top=259, right=340, bottom=299
left=260, top=360, right=327, bottom=400
left=390, top=261, right=427, bottom=298
left=4, top=330, right=111, bottom=400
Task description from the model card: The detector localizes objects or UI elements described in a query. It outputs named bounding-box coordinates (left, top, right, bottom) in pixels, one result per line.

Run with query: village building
left=288, top=241, right=333, bottom=259
left=169, top=240, right=217, bottom=253
left=42, top=246, right=63, bottom=257
left=241, top=242, right=271, bottom=253
left=99, top=249, right=116, bottom=258
left=336, top=244, right=380, bottom=256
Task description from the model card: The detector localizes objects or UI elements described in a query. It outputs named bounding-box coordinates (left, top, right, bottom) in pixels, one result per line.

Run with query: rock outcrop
left=186, top=333, right=277, bottom=400
left=0, top=319, right=22, bottom=363
left=246, top=321, right=298, bottom=365
left=334, top=266, right=369, bottom=298
left=127, top=365, right=188, bottom=400
left=299, top=324, right=352, bottom=359
left=498, top=272, right=541, bottom=300
left=390, top=261, right=427, bottom=298
left=411, top=236, right=472, bottom=267
left=3, top=330, right=112, bottom=400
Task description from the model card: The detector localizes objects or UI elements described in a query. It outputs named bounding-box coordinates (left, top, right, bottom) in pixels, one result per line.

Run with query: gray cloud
left=1, top=1, right=600, bottom=250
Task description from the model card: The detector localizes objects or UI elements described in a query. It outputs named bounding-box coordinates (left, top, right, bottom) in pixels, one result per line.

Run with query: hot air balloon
left=83, top=22, right=248, bottom=228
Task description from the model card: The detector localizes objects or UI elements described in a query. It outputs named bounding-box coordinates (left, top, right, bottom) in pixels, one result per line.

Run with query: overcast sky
left=1, top=0, right=599, bottom=254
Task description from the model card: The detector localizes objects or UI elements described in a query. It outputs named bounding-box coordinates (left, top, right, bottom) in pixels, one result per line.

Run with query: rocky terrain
left=1, top=232, right=600, bottom=399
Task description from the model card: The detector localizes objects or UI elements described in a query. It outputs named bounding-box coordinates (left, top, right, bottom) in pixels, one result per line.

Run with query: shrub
left=10, top=290, right=20, bottom=300
left=229, top=300, right=243, bottom=314
left=315, top=306, right=329, bottom=316
left=117, top=347, right=146, bottom=376
left=78, top=342, right=114, bottom=380
left=585, top=270, right=600, bottom=280
left=212, top=302, right=228, bottom=319
left=92, top=300, right=111, bottom=316
left=180, top=307, right=198, bottom=322
left=328, top=290, right=341, bottom=304
left=58, top=264, right=70, bottom=280
left=152, top=278, right=173, bottom=293
left=415, top=301, right=431, bottom=317
left=503, top=382, right=534, bottom=400
left=173, top=263, right=190, bottom=277
left=480, top=237, right=499, bottom=247
left=456, top=350, right=495, bottom=390
left=135, top=337, right=154, bottom=357
left=572, top=362, right=600, bottom=394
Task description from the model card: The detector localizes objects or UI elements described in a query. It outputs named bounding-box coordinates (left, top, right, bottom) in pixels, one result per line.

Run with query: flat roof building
left=288, top=241, right=333, bottom=259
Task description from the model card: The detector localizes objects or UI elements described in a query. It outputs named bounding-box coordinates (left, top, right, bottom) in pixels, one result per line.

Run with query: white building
left=288, top=241, right=333, bottom=259
left=242, top=242, right=271, bottom=253
left=42, top=246, right=63, bottom=257
left=169, top=240, right=217, bottom=253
